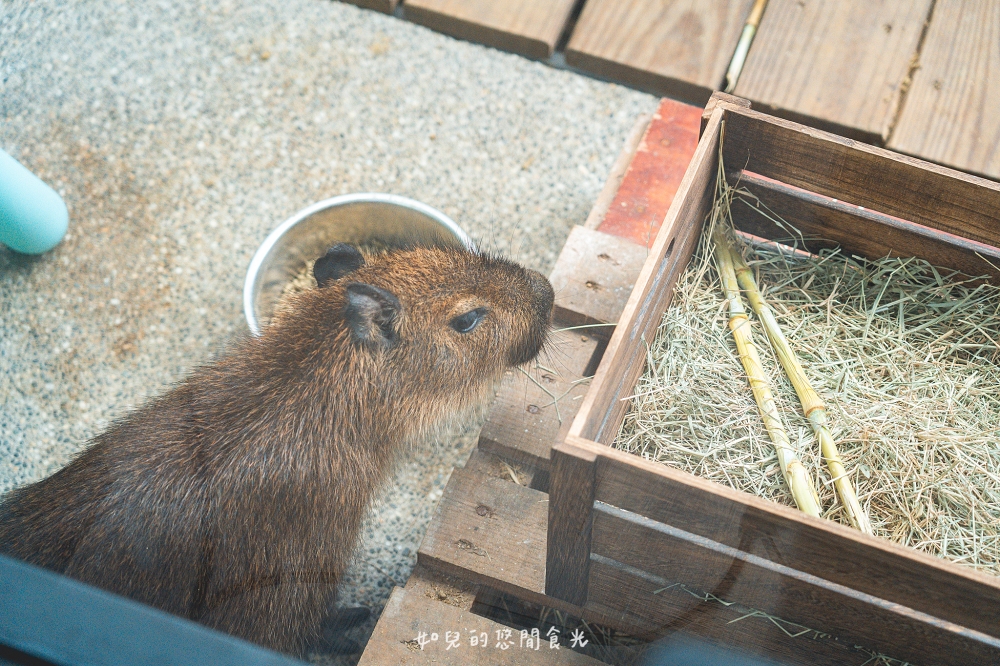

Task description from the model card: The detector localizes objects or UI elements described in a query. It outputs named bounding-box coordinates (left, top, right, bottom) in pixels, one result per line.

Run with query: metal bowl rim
left=243, top=193, right=472, bottom=336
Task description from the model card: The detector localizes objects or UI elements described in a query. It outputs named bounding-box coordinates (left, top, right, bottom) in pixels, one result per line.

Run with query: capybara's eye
left=449, top=307, right=488, bottom=334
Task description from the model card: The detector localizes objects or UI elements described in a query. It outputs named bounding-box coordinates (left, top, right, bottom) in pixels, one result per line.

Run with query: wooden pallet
left=402, top=0, right=578, bottom=60
left=565, top=0, right=756, bottom=104
left=733, top=0, right=932, bottom=144
left=887, top=0, right=1000, bottom=180
left=356, top=100, right=714, bottom=665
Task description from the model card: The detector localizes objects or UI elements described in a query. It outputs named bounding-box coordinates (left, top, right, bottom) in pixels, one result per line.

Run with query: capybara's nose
left=526, top=268, right=554, bottom=319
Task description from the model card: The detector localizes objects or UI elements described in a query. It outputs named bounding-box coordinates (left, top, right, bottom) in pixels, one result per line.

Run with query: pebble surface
left=0, top=0, right=655, bottom=659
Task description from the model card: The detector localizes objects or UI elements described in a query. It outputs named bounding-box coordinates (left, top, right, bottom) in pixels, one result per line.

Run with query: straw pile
left=616, top=191, right=1000, bottom=576
left=280, top=259, right=318, bottom=299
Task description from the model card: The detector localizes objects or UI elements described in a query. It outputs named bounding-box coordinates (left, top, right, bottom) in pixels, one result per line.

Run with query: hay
left=280, top=259, right=318, bottom=299
left=616, top=189, right=1000, bottom=576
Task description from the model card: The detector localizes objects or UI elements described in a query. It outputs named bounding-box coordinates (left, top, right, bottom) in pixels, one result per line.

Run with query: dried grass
left=616, top=188, right=1000, bottom=576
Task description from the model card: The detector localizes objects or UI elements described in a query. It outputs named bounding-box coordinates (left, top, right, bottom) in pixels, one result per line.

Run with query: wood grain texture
left=477, top=336, right=596, bottom=470
left=415, top=465, right=660, bottom=635
left=404, top=564, right=479, bottom=612
left=598, top=98, right=704, bottom=246
left=722, top=105, right=1000, bottom=249
left=549, top=226, right=649, bottom=334
left=418, top=466, right=549, bottom=599
left=889, top=0, right=1000, bottom=179
left=339, top=0, right=397, bottom=14
left=357, top=586, right=604, bottom=665
left=403, top=0, right=578, bottom=60
left=561, top=435, right=1000, bottom=641
left=566, top=0, right=756, bottom=104
left=462, top=448, right=541, bottom=490
left=591, top=504, right=1000, bottom=665
left=569, top=107, right=723, bottom=445
left=733, top=0, right=932, bottom=143
left=732, top=171, right=1000, bottom=281
left=545, top=443, right=597, bottom=605
left=586, top=559, right=894, bottom=665
left=701, top=91, right=751, bottom=136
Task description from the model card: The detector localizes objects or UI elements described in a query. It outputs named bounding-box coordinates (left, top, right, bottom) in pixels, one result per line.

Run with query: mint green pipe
left=0, top=148, right=69, bottom=254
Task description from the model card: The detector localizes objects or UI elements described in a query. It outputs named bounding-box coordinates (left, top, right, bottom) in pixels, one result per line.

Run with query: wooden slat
left=597, top=98, right=704, bottom=246
left=733, top=0, right=932, bottom=143
left=478, top=330, right=598, bottom=470
left=562, top=435, right=1000, bottom=640
left=416, top=466, right=655, bottom=635
left=549, top=226, right=648, bottom=335
left=545, top=444, right=597, bottom=606
left=585, top=558, right=885, bottom=666
left=462, top=449, right=540, bottom=490
left=569, top=107, right=723, bottom=445
left=418, top=466, right=549, bottom=601
left=403, top=0, right=578, bottom=60
left=591, top=504, right=1000, bottom=665
left=0, top=555, right=300, bottom=666
left=357, top=586, right=604, bottom=666
left=721, top=104, right=1000, bottom=249
left=732, top=171, right=1000, bottom=281
left=889, top=0, right=1000, bottom=180
left=404, top=563, right=478, bottom=612
left=565, top=0, right=756, bottom=104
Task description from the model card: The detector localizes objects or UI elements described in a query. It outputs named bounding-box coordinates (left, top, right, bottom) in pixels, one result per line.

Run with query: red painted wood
left=598, top=98, right=702, bottom=247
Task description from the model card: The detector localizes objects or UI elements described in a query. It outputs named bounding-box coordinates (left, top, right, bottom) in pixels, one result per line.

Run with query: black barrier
left=0, top=554, right=304, bottom=666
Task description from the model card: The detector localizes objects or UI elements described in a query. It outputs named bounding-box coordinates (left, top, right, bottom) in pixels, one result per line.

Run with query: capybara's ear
left=344, top=282, right=400, bottom=348
left=314, top=244, right=365, bottom=287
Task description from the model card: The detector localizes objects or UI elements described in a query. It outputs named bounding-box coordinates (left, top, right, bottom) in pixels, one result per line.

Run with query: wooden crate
left=545, top=98, right=1000, bottom=666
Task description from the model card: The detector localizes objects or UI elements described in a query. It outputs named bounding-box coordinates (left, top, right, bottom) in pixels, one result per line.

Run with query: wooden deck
left=339, top=0, right=1000, bottom=181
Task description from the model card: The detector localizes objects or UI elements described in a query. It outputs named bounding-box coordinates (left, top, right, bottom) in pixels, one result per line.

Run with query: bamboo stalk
left=712, top=225, right=823, bottom=517
left=723, top=0, right=768, bottom=93
left=728, top=243, right=874, bottom=534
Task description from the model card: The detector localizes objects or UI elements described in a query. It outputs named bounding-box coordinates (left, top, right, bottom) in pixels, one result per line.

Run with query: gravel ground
left=0, top=0, right=655, bottom=660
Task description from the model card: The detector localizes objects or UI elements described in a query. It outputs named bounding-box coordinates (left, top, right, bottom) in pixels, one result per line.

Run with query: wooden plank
left=462, top=449, right=539, bottom=490
left=357, top=587, right=604, bottom=666
left=733, top=0, right=932, bottom=143
left=340, top=0, right=397, bottom=14
left=418, top=466, right=549, bottom=600
left=478, top=331, right=598, bottom=470
left=404, top=564, right=479, bottom=612
left=583, top=113, right=652, bottom=230
left=889, top=0, right=1000, bottom=180
left=591, top=504, right=1000, bottom=665
left=585, top=558, right=882, bottom=666
left=415, top=466, right=658, bottom=635
left=565, top=0, right=756, bottom=104
left=403, top=0, right=578, bottom=60
left=721, top=104, right=1000, bottom=249
left=597, top=98, right=704, bottom=247
left=549, top=227, right=648, bottom=335
left=562, top=435, right=1000, bottom=641
left=731, top=170, right=1000, bottom=280
left=569, top=107, right=723, bottom=446
left=545, top=444, right=597, bottom=606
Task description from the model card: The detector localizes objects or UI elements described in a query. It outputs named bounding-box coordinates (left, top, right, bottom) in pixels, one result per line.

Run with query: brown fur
left=0, top=246, right=553, bottom=655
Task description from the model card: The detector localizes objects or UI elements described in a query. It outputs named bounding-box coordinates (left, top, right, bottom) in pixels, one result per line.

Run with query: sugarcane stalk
left=712, top=226, right=822, bottom=517
left=729, top=241, right=873, bottom=535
